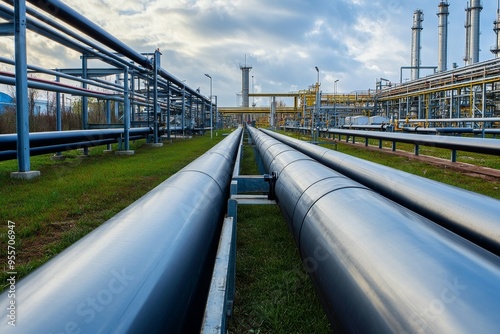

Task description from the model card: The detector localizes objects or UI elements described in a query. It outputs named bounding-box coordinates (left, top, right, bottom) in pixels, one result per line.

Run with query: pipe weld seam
left=295, top=186, right=375, bottom=255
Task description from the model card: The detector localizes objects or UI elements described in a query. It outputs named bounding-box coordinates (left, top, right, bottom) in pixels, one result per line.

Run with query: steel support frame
left=11, top=0, right=39, bottom=178
left=1, top=0, right=211, bottom=170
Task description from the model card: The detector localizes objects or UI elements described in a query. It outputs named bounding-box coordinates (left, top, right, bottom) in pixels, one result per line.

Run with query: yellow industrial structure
left=219, top=57, right=500, bottom=130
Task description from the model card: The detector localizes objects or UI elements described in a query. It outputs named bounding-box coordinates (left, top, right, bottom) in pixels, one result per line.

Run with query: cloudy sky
left=0, top=0, right=498, bottom=106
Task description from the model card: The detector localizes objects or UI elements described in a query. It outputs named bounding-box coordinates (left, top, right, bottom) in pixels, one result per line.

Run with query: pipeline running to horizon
left=247, top=126, right=500, bottom=333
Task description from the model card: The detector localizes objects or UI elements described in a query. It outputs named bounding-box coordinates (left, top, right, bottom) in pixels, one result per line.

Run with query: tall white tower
left=437, top=2, right=449, bottom=72
left=492, top=1, right=500, bottom=58
left=411, top=9, right=424, bottom=80
left=464, top=4, right=471, bottom=65
left=240, top=63, right=252, bottom=108
left=469, top=0, right=483, bottom=64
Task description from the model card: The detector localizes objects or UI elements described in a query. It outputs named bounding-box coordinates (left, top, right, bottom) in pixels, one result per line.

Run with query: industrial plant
left=221, top=1, right=500, bottom=134
left=1, top=1, right=500, bottom=334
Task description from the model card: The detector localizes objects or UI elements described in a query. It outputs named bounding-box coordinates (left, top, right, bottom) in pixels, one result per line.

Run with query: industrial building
left=221, top=1, right=500, bottom=131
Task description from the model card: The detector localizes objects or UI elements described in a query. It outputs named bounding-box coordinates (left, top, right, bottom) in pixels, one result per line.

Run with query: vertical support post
left=482, top=82, right=486, bottom=119
left=51, top=73, right=64, bottom=160
left=105, top=100, right=112, bottom=151
left=55, top=75, right=61, bottom=133
left=379, top=139, right=383, bottom=149
left=14, top=0, right=29, bottom=171
left=215, top=95, right=219, bottom=130
left=182, top=85, right=186, bottom=137
left=81, top=53, right=89, bottom=156
left=210, top=79, right=213, bottom=139
left=11, top=0, right=39, bottom=179
left=451, top=149, right=457, bottom=162
left=167, top=81, right=171, bottom=140
left=189, top=94, right=193, bottom=134
left=450, top=89, right=454, bottom=118
left=205, top=73, right=213, bottom=138
left=115, top=74, right=120, bottom=121
left=115, top=67, right=135, bottom=155
left=271, top=96, right=276, bottom=130
left=123, top=67, right=130, bottom=151
left=415, top=144, right=420, bottom=156
left=153, top=50, right=160, bottom=143
left=81, top=54, right=88, bottom=129
left=392, top=141, right=397, bottom=152
left=130, top=71, right=135, bottom=123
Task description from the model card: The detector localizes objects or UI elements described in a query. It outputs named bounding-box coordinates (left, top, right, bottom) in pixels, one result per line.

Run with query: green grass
left=0, top=133, right=227, bottom=290
left=228, top=136, right=331, bottom=333
left=229, top=205, right=330, bottom=334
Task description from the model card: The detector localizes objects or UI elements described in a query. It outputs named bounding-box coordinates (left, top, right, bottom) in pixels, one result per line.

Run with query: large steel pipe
left=0, top=127, right=242, bottom=333
left=0, top=128, right=150, bottom=151
left=247, top=126, right=500, bottom=333
left=261, top=129, right=500, bottom=256
left=0, top=135, right=146, bottom=161
left=325, top=128, right=500, bottom=155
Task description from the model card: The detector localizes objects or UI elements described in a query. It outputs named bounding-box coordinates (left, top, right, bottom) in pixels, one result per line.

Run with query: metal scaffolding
left=0, top=0, right=215, bottom=178
left=375, top=57, right=500, bottom=129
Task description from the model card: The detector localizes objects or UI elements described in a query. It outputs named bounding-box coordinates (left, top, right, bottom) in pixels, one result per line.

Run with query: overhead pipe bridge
left=0, top=0, right=215, bottom=177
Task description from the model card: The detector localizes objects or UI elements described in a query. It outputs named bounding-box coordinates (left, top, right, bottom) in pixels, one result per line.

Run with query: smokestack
left=464, top=3, right=471, bottom=65
left=469, top=0, right=483, bottom=64
left=492, top=1, right=500, bottom=58
left=437, top=1, right=449, bottom=72
left=240, top=58, right=252, bottom=108
left=411, top=9, right=424, bottom=80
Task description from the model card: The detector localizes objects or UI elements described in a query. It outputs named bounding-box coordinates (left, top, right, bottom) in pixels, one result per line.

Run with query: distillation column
left=464, top=4, right=471, bottom=65
left=469, top=0, right=483, bottom=64
left=437, top=1, right=449, bottom=72
left=492, top=2, right=500, bottom=58
left=240, top=64, right=252, bottom=108
left=411, top=9, right=424, bottom=80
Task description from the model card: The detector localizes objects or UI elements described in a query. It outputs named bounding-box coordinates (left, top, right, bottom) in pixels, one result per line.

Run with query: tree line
left=0, top=87, right=122, bottom=134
